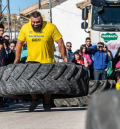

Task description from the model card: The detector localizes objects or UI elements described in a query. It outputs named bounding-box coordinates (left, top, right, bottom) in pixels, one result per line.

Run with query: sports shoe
left=44, top=104, right=51, bottom=111
left=29, top=99, right=41, bottom=112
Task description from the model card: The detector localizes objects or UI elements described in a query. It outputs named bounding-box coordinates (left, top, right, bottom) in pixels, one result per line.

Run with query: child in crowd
left=72, top=51, right=88, bottom=67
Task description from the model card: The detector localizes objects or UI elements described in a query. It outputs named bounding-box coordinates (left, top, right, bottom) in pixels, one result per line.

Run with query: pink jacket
left=82, top=53, right=92, bottom=66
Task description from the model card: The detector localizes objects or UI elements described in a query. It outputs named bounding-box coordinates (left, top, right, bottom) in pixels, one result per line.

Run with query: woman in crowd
left=103, top=45, right=113, bottom=78
left=113, top=47, right=120, bottom=90
left=80, top=45, right=92, bottom=79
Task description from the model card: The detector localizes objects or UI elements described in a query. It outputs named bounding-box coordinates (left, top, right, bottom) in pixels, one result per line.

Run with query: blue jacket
left=89, top=45, right=110, bottom=70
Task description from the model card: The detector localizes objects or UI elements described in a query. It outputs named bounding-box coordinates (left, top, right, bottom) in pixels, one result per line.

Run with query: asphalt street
left=0, top=103, right=87, bottom=129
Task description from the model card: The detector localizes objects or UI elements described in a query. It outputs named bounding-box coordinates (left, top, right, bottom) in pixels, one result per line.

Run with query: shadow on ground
left=0, top=103, right=87, bottom=113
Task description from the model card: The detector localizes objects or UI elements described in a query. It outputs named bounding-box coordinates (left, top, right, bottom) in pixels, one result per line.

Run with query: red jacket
left=72, top=59, right=84, bottom=65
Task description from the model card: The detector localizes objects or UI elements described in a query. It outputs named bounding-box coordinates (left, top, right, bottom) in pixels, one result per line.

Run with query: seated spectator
left=66, top=42, right=74, bottom=62
left=103, top=45, right=113, bottom=78
left=88, top=42, right=110, bottom=80
left=72, top=51, right=88, bottom=67
left=80, top=45, right=92, bottom=79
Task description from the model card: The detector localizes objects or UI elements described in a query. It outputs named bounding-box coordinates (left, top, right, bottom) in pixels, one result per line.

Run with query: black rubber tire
left=86, top=90, right=120, bottom=129
left=54, top=80, right=116, bottom=107
left=0, top=63, right=89, bottom=97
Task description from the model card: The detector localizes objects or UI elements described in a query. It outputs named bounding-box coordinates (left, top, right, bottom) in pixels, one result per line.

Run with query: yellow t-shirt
left=18, top=21, right=62, bottom=63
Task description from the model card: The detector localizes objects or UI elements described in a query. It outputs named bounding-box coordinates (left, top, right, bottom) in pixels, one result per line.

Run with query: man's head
left=3, top=39, right=9, bottom=49
left=66, top=42, right=72, bottom=51
left=31, top=11, right=43, bottom=32
left=74, top=51, right=80, bottom=60
left=0, top=24, right=4, bottom=37
left=97, top=42, right=104, bottom=51
left=0, top=40, right=3, bottom=52
left=85, top=37, right=91, bottom=47
left=4, top=35, right=10, bottom=40
left=9, top=42, right=15, bottom=51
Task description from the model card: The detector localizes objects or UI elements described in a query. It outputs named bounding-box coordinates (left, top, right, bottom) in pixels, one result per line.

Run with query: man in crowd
left=15, top=11, right=67, bottom=112
left=66, top=42, right=74, bottom=62
left=83, top=37, right=94, bottom=79
left=0, top=24, right=4, bottom=40
left=88, top=42, right=110, bottom=80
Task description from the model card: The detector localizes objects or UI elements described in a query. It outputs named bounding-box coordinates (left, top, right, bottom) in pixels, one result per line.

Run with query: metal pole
left=49, top=0, right=52, bottom=23
left=7, top=0, right=11, bottom=38
left=14, top=19, right=16, bottom=39
left=0, top=0, right=2, bottom=21
left=38, top=0, right=41, bottom=9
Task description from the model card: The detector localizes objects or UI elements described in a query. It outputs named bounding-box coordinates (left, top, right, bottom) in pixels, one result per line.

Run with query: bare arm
left=56, top=38, right=67, bottom=62
left=14, top=40, right=24, bottom=64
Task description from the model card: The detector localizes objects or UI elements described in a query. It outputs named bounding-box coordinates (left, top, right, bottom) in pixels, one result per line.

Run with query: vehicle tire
left=86, top=90, right=120, bottom=129
left=54, top=80, right=116, bottom=107
left=0, top=63, right=89, bottom=97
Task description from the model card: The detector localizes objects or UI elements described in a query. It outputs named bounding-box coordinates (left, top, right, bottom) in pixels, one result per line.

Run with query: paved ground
left=0, top=103, right=87, bottom=129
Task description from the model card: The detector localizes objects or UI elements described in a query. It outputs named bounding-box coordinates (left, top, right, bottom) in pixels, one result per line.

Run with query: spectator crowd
left=0, top=21, right=120, bottom=108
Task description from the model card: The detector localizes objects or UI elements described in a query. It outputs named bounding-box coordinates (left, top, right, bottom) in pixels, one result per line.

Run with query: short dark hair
left=66, top=42, right=72, bottom=45
left=3, top=39, right=9, bottom=47
left=74, top=51, right=79, bottom=55
left=0, top=40, right=3, bottom=45
left=86, top=37, right=91, bottom=41
left=98, top=42, right=104, bottom=46
left=31, top=11, right=42, bottom=18
left=0, top=24, right=4, bottom=29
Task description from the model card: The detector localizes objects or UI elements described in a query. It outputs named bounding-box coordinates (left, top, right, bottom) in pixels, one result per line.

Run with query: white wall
left=52, top=0, right=88, bottom=52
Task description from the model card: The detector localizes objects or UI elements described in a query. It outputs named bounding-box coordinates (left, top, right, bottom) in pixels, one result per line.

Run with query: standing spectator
left=113, top=48, right=120, bottom=90
left=0, top=24, right=4, bottom=40
left=4, top=35, right=10, bottom=41
left=88, top=42, right=110, bottom=80
left=9, top=42, right=16, bottom=51
left=0, top=40, right=9, bottom=107
left=5, top=42, right=16, bottom=65
left=84, top=37, right=94, bottom=79
left=103, top=45, right=113, bottom=78
left=84, top=37, right=92, bottom=49
left=72, top=51, right=88, bottom=67
left=20, top=41, right=28, bottom=63
left=66, top=42, right=74, bottom=62
left=80, top=45, right=92, bottom=79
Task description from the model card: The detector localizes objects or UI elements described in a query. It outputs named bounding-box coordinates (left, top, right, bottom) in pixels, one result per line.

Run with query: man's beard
left=32, top=23, right=43, bottom=33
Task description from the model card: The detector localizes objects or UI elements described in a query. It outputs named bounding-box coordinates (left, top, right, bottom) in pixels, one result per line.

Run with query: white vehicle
left=81, top=0, right=120, bottom=56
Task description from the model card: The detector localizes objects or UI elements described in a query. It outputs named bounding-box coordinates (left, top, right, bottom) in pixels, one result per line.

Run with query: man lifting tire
left=14, top=11, right=67, bottom=112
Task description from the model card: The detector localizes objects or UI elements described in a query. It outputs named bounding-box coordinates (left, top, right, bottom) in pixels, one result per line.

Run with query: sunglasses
left=98, top=46, right=103, bottom=48
left=67, top=45, right=72, bottom=47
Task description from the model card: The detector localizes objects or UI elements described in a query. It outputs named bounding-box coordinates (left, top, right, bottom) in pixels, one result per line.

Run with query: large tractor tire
left=54, top=80, right=116, bottom=107
left=86, top=90, right=120, bottom=129
left=0, top=63, right=89, bottom=98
